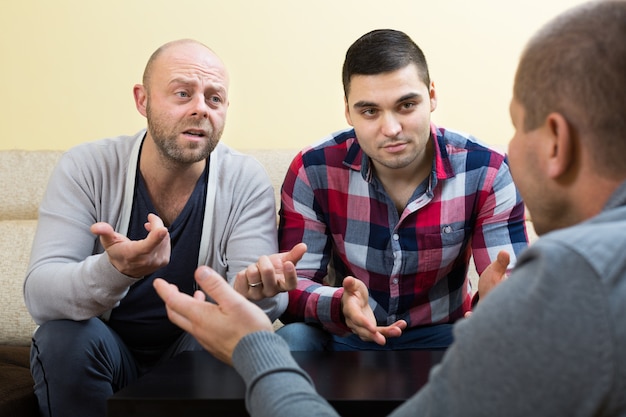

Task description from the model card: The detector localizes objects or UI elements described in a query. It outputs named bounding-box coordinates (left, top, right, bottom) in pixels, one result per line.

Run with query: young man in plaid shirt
left=276, top=29, right=529, bottom=350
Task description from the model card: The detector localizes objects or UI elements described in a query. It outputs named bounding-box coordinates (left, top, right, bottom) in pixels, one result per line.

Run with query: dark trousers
left=30, top=318, right=203, bottom=417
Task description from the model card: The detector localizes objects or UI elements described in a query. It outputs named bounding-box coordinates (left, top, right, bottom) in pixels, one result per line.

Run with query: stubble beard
left=147, top=106, right=222, bottom=166
left=373, top=151, right=418, bottom=170
left=375, top=126, right=433, bottom=170
left=372, top=137, right=420, bottom=170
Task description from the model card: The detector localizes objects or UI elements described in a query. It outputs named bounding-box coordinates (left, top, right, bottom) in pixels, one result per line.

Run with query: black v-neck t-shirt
left=108, top=159, right=208, bottom=358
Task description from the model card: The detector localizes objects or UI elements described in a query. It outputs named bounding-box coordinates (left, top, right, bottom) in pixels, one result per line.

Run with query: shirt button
left=442, top=225, right=452, bottom=233
left=392, top=278, right=399, bottom=285
left=393, top=233, right=399, bottom=240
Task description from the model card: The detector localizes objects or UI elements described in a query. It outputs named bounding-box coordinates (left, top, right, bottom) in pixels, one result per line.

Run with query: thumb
left=342, top=276, right=363, bottom=296
left=494, top=250, right=511, bottom=275
left=194, top=266, right=245, bottom=306
left=90, top=222, right=119, bottom=249
left=280, top=242, right=307, bottom=265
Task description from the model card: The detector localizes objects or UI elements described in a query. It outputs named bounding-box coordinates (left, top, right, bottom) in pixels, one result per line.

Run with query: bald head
left=142, top=39, right=226, bottom=90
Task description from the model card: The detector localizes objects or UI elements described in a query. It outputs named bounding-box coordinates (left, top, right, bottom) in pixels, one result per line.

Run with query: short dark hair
left=514, top=0, right=626, bottom=177
left=342, top=29, right=430, bottom=97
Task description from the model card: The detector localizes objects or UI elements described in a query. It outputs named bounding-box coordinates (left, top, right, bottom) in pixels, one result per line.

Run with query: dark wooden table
left=107, top=349, right=444, bottom=417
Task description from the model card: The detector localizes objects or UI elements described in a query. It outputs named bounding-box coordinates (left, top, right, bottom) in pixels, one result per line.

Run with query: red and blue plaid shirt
left=278, top=125, right=528, bottom=335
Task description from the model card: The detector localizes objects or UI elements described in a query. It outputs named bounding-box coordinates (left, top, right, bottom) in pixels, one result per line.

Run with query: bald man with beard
left=25, top=39, right=305, bottom=417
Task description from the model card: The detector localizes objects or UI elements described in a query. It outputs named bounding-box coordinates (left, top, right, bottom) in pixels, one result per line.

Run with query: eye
left=400, top=102, right=415, bottom=111
left=176, top=91, right=190, bottom=98
left=361, top=108, right=377, bottom=117
left=209, top=95, right=222, bottom=104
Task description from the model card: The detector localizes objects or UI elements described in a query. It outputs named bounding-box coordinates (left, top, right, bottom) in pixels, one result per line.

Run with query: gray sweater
left=24, top=130, right=287, bottom=324
left=232, top=181, right=626, bottom=416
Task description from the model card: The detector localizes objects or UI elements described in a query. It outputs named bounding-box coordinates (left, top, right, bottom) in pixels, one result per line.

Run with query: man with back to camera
left=24, top=39, right=305, bottom=417
left=275, top=28, right=528, bottom=350
left=155, top=0, right=626, bottom=415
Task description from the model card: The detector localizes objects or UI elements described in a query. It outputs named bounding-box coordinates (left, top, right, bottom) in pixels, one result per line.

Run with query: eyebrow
left=352, top=92, right=422, bottom=109
left=168, top=77, right=195, bottom=87
left=168, top=77, right=226, bottom=95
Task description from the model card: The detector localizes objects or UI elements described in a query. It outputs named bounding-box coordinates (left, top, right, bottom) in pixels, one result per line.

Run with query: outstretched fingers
left=153, top=278, right=197, bottom=332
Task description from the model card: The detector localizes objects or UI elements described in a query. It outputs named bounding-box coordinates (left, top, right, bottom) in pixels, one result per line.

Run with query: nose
left=190, top=94, right=209, bottom=118
left=380, top=113, right=401, bottom=138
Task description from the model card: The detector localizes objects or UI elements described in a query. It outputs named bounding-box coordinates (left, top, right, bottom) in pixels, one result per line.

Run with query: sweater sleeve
left=233, top=331, right=340, bottom=417
left=24, top=142, right=139, bottom=324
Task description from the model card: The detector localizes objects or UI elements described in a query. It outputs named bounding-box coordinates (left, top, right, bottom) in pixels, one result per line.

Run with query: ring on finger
left=248, top=281, right=263, bottom=288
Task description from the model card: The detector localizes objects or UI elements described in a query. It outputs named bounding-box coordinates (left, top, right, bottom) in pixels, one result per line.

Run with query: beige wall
left=1, top=0, right=587, bottom=151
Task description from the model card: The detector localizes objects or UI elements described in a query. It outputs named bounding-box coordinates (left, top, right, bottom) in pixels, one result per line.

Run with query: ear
left=133, top=84, right=148, bottom=118
left=545, top=112, right=574, bottom=179
left=429, top=81, right=437, bottom=112
left=344, top=96, right=354, bottom=126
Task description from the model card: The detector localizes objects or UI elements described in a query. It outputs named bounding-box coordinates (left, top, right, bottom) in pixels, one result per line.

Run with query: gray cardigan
left=232, top=181, right=626, bottom=416
left=25, top=130, right=287, bottom=324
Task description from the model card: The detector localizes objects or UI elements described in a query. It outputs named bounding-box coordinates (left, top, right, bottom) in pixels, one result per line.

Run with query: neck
left=372, top=142, right=434, bottom=214
left=139, top=135, right=206, bottom=189
left=138, top=135, right=207, bottom=226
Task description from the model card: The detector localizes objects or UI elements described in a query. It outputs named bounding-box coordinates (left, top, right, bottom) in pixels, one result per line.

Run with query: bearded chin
left=148, top=124, right=222, bottom=165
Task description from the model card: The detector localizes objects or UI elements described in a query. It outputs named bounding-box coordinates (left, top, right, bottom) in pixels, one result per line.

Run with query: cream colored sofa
left=0, top=148, right=536, bottom=416
left=0, top=150, right=64, bottom=417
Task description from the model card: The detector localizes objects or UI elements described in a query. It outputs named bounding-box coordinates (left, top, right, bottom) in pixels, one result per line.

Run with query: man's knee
left=30, top=318, right=130, bottom=380
left=32, top=318, right=114, bottom=358
left=30, top=319, right=133, bottom=417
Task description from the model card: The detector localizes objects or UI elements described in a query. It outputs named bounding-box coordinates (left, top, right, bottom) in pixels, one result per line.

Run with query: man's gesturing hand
left=341, top=276, right=407, bottom=346
left=90, top=213, right=171, bottom=278
left=233, top=243, right=307, bottom=300
left=154, top=266, right=274, bottom=365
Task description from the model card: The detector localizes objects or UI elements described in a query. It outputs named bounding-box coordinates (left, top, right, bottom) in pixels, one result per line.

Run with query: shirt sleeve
left=278, top=153, right=349, bottom=334
left=470, top=156, right=528, bottom=276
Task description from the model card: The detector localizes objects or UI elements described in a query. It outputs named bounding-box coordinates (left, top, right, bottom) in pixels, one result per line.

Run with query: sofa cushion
left=0, top=150, right=62, bottom=220
left=240, top=149, right=299, bottom=207
left=0, top=220, right=38, bottom=345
